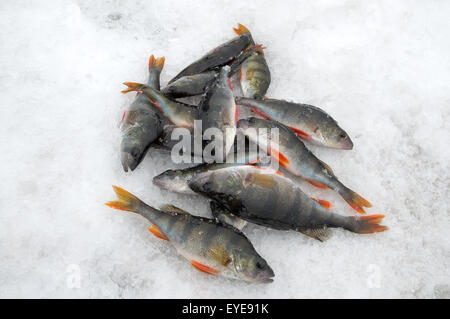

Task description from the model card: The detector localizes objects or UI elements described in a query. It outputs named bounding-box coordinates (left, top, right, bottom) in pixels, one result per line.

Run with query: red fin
left=289, top=126, right=311, bottom=139
left=148, top=55, right=154, bottom=73
left=253, top=165, right=283, bottom=176
left=311, top=198, right=332, bottom=210
left=151, top=101, right=162, bottom=111
left=235, top=105, right=238, bottom=124
left=191, top=260, right=219, bottom=275
left=305, top=179, right=328, bottom=189
left=122, top=82, right=145, bottom=94
left=246, top=158, right=261, bottom=165
left=347, top=202, right=366, bottom=214
left=121, top=110, right=127, bottom=123
left=355, top=214, right=388, bottom=234
left=251, top=107, right=271, bottom=120
left=227, top=78, right=233, bottom=90
left=147, top=224, right=168, bottom=241
left=268, top=147, right=290, bottom=169
left=233, top=23, right=251, bottom=35
left=154, top=56, right=165, bottom=68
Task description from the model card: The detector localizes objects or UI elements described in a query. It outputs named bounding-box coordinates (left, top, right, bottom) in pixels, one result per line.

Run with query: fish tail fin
left=352, top=214, right=388, bottom=234
left=339, top=186, right=372, bottom=214
left=233, top=23, right=251, bottom=35
left=149, top=55, right=165, bottom=73
left=121, top=82, right=146, bottom=94
left=105, top=186, right=144, bottom=213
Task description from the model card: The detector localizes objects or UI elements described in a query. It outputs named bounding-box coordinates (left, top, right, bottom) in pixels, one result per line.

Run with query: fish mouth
left=340, top=138, right=354, bottom=150
left=121, top=152, right=139, bottom=172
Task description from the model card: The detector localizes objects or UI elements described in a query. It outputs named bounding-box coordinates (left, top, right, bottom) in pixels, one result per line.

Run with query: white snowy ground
left=0, top=0, right=449, bottom=298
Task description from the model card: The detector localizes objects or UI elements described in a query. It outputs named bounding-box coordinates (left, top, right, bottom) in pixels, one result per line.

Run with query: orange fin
left=227, top=78, right=233, bottom=90
left=340, top=188, right=372, bottom=214
left=147, top=224, right=168, bottom=241
left=268, top=147, right=290, bottom=169
left=305, top=179, right=328, bottom=190
left=148, top=55, right=154, bottom=73
left=235, top=105, right=239, bottom=124
left=252, top=165, right=283, bottom=176
left=289, top=126, right=311, bottom=139
left=355, top=214, right=388, bottom=234
left=311, top=198, right=332, bottom=210
left=251, top=107, right=271, bottom=120
left=191, top=260, right=219, bottom=275
left=233, top=23, right=251, bottom=35
left=154, top=56, right=165, bottom=68
left=347, top=202, right=366, bottom=214
left=121, top=82, right=145, bottom=94
left=105, top=186, right=142, bottom=213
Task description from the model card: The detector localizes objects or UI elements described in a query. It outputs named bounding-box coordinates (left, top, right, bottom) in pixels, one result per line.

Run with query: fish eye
left=339, top=133, right=347, bottom=139
left=131, top=147, right=140, bottom=159
left=256, top=261, right=265, bottom=269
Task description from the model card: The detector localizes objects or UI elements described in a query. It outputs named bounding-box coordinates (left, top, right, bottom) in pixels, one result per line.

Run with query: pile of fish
left=106, top=24, right=387, bottom=284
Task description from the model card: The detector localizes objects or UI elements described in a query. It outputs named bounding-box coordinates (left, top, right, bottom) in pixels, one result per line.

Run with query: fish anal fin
left=191, top=260, right=220, bottom=275
left=147, top=224, right=169, bottom=241
left=306, top=179, right=328, bottom=190
left=311, top=198, right=332, bottom=210
left=299, top=227, right=332, bottom=242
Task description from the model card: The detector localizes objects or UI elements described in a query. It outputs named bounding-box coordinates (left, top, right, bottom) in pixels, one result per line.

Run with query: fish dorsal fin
left=160, top=204, right=189, bottom=215
left=209, top=243, right=232, bottom=266
left=299, top=227, right=332, bottom=242
left=244, top=172, right=276, bottom=189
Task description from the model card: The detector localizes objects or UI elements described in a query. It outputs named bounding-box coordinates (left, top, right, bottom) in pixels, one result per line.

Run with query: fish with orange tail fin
left=231, top=23, right=271, bottom=100
left=238, top=117, right=371, bottom=214
left=120, top=55, right=168, bottom=172
left=235, top=97, right=354, bottom=150
left=188, top=166, right=387, bottom=241
left=122, top=82, right=199, bottom=128
left=106, top=186, right=274, bottom=283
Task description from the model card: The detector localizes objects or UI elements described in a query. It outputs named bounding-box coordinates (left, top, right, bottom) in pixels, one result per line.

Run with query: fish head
left=313, top=122, right=353, bottom=150
left=120, top=134, right=149, bottom=172
left=152, top=169, right=193, bottom=194
left=232, top=250, right=274, bottom=283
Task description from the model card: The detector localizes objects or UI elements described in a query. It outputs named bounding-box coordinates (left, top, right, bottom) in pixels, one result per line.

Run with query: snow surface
left=1, top=0, right=449, bottom=298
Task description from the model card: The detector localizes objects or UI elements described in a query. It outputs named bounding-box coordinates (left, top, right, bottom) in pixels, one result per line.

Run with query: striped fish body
left=240, top=53, right=271, bottom=99
left=188, top=166, right=386, bottom=235
left=106, top=186, right=274, bottom=283
left=235, top=97, right=354, bottom=150
left=199, top=66, right=237, bottom=157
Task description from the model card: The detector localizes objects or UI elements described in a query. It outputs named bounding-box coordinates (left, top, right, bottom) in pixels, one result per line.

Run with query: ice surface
left=0, top=0, right=449, bottom=298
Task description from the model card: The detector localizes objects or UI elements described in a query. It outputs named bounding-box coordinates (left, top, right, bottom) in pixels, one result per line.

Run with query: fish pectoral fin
left=311, top=198, right=332, bottom=210
left=268, top=147, right=290, bottom=169
left=245, top=172, right=276, bottom=188
left=289, top=126, right=311, bottom=139
left=209, top=244, right=232, bottom=266
left=147, top=224, right=169, bottom=241
left=299, top=227, right=332, bottom=242
left=190, top=260, right=220, bottom=275
left=159, top=204, right=189, bottom=215
left=305, top=179, right=328, bottom=190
